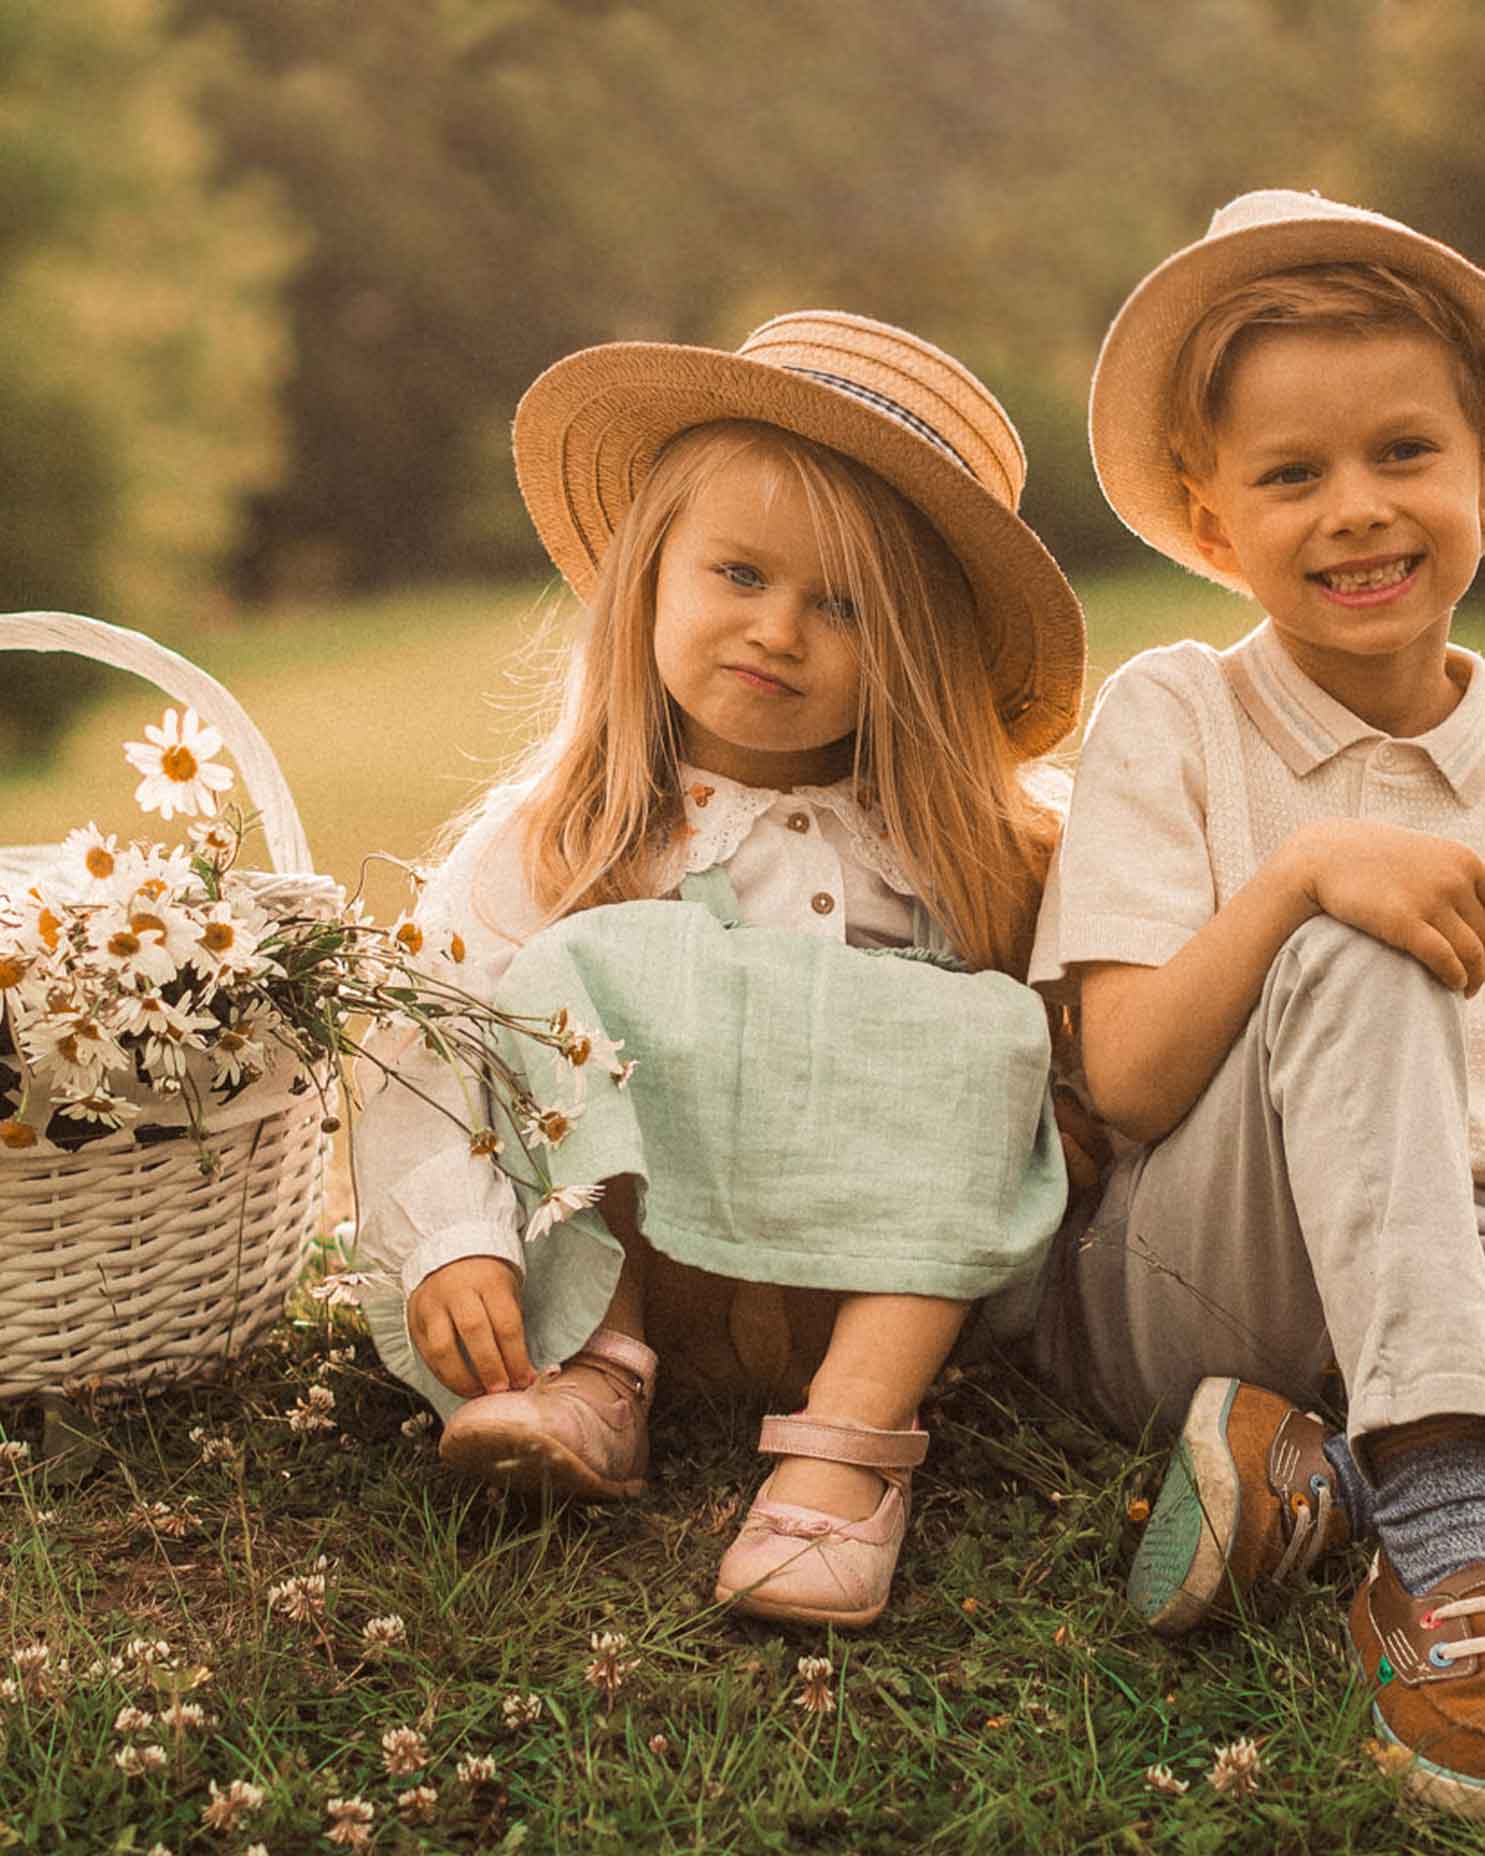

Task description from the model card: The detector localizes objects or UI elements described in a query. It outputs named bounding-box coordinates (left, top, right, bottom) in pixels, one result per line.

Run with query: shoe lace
left=1423, top=1593, right=1485, bottom=1663
left=1270, top=1477, right=1333, bottom=1585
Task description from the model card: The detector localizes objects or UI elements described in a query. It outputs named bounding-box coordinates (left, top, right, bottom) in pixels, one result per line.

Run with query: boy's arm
left=1081, top=818, right=1485, bottom=1144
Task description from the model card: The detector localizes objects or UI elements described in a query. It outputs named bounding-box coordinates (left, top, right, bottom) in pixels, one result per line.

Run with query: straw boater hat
left=1091, top=188, right=1485, bottom=589
left=513, top=310, right=1086, bottom=756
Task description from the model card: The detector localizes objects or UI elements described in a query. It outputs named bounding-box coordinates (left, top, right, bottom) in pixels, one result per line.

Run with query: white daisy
left=54, top=1088, right=140, bottom=1131
left=186, top=902, right=265, bottom=982
left=85, top=906, right=180, bottom=988
left=525, top=1182, right=603, bottom=1242
left=57, top=824, right=123, bottom=892
left=123, top=708, right=235, bottom=821
left=210, top=1022, right=267, bottom=1089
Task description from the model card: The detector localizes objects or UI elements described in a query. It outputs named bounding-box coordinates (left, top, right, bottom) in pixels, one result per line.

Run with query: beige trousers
left=1032, top=916, right=1485, bottom=1452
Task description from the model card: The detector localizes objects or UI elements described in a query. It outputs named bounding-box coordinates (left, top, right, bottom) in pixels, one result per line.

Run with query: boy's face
left=1185, top=326, right=1484, bottom=693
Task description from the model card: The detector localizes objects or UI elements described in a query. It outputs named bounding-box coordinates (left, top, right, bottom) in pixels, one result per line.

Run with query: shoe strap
left=574, top=1327, right=658, bottom=1408
left=757, top=1412, right=928, bottom=1470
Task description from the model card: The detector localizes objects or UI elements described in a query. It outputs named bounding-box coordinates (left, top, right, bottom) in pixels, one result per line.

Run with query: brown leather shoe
left=1127, top=1378, right=1350, bottom=1636
left=438, top=1327, right=656, bottom=1500
left=1350, top=1550, right=1485, bottom=1817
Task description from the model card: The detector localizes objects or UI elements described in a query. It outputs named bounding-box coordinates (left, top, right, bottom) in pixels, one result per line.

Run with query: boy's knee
left=1270, top=915, right=1462, bottom=1021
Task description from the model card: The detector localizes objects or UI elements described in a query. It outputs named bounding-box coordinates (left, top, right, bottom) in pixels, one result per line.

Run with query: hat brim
left=1091, top=213, right=1485, bottom=588
left=514, top=342, right=1086, bottom=756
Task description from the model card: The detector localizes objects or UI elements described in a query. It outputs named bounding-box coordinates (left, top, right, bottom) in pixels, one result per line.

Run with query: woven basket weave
left=0, top=611, right=330, bottom=1402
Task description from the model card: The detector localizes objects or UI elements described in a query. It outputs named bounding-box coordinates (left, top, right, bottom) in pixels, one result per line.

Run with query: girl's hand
left=407, top=1256, right=534, bottom=1398
left=1292, top=819, right=1485, bottom=996
left=1052, top=1086, right=1111, bottom=1193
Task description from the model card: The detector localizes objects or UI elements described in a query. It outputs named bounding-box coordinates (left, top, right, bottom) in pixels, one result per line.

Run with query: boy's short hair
left=1168, top=262, right=1485, bottom=481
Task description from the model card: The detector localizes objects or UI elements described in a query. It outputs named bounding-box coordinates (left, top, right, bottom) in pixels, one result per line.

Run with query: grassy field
left=3, top=574, right=1484, bottom=1853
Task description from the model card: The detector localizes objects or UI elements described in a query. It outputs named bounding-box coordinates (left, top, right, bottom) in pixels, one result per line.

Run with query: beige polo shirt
left=1030, top=619, right=1485, bottom=1171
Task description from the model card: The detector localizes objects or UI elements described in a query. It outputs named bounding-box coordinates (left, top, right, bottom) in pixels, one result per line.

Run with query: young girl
left=353, top=311, right=1086, bottom=1628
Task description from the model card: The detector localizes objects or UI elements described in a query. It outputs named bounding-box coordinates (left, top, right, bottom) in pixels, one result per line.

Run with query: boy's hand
left=1294, top=819, right=1485, bottom=997
left=407, top=1256, right=534, bottom=1399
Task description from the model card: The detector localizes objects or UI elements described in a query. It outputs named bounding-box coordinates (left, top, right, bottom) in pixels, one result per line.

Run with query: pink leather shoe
left=713, top=1413, right=928, bottom=1627
left=437, top=1328, right=657, bottom=1500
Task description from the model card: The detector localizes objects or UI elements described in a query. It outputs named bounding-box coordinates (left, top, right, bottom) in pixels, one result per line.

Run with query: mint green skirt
left=479, top=868, right=1066, bottom=1371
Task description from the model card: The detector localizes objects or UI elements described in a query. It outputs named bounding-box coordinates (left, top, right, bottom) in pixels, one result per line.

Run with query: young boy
left=1030, top=189, right=1485, bottom=1817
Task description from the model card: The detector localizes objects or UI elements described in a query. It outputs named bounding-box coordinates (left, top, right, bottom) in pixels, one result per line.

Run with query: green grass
left=5, top=572, right=1485, bottom=1851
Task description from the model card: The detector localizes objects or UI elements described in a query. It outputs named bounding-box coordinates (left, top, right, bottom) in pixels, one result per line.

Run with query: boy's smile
left=652, top=446, right=862, bottom=788
left=1186, top=327, right=1485, bottom=731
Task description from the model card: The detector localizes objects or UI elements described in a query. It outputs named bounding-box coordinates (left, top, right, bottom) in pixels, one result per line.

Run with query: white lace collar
left=659, top=764, right=917, bottom=896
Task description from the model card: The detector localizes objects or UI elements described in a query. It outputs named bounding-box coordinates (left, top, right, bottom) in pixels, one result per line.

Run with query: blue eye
left=820, top=593, right=857, bottom=625
left=1257, top=463, right=1315, bottom=488
left=718, top=562, right=763, bottom=588
left=1385, top=438, right=1436, bottom=463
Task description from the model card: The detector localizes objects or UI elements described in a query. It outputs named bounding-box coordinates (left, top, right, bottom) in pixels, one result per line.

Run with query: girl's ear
left=1182, top=476, right=1243, bottom=579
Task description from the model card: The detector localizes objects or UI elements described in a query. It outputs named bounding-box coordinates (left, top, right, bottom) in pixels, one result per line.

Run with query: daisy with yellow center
left=59, top=823, right=121, bottom=889
left=186, top=902, right=265, bottom=981
left=123, top=707, right=235, bottom=821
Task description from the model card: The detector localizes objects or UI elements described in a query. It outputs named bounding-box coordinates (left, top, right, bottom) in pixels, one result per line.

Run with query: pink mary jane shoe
left=437, top=1327, right=657, bottom=1501
left=714, top=1413, right=928, bottom=1628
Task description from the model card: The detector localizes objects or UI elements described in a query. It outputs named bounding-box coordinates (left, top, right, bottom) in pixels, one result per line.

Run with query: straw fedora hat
left=1091, top=188, right=1485, bottom=588
left=513, top=310, right=1086, bottom=756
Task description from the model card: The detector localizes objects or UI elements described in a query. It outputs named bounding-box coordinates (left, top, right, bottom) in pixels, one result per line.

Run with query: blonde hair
left=486, top=420, right=1058, bottom=977
left=1169, top=262, right=1485, bottom=480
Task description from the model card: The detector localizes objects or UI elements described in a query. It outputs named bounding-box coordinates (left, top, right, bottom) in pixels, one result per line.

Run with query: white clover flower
left=400, top=1411, right=433, bottom=1441
left=200, top=1777, right=265, bottom=1831
left=1208, top=1736, right=1263, bottom=1796
left=361, top=1614, right=407, bottom=1653
left=307, top=1271, right=379, bottom=1309
left=380, top=1724, right=429, bottom=1775
left=287, top=1385, right=337, bottom=1435
left=1144, top=1762, right=1190, bottom=1795
left=456, top=1753, right=498, bottom=1786
left=267, top=1572, right=326, bottom=1622
left=502, top=1691, right=542, bottom=1731
left=325, top=1796, right=374, bottom=1847
left=189, top=1427, right=239, bottom=1467
left=114, top=1743, right=167, bottom=1776
left=124, top=708, right=235, bottom=821
left=583, top=1631, right=636, bottom=1705
left=0, top=1440, right=33, bottom=1469
left=794, top=1655, right=836, bottom=1715
left=398, top=1784, right=439, bottom=1825
left=114, top=1704, right=156, bottom=1735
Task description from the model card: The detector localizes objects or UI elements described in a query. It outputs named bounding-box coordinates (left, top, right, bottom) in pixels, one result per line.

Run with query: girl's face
left=652, top=445, right=862, bottom=788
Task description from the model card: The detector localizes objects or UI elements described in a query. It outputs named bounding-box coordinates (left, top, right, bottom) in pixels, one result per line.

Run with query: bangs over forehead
left=1168, top=262, right=1485, bottom=479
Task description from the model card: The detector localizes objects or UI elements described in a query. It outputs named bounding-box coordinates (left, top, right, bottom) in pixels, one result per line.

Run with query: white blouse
left=352, top=767, right=921, bottom=1298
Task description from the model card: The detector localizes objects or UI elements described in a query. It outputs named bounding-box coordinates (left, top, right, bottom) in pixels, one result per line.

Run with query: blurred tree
left=0, top=0, right=295, bottom=759
left=178, top=0, right=1484, bottom=604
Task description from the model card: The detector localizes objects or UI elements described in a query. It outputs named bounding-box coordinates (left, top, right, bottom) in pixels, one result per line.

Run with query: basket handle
left=2, top=611, right=314, bottom=874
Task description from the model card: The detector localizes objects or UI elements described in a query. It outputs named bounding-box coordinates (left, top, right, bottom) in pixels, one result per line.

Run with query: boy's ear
left=1181, top=475, right=1243, bottom=580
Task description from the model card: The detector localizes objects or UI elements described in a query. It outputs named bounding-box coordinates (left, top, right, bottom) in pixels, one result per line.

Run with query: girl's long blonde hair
left=486, top=420, right=1060, bottom=978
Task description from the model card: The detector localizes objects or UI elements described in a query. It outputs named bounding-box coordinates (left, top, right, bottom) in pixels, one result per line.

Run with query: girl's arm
left=1082, top=817, right=1485, bottom=1144
left=353, top=786, right=540, bottom=1316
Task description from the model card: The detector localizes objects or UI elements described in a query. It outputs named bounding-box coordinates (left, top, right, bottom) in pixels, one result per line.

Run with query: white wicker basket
left=0, top=611, right=331, bottom=1402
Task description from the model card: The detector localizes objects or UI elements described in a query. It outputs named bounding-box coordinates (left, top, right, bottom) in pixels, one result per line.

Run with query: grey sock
left=1321, top=1431, right=1375, bottom=1540
left=1370, top=1438, right=1485, bottom=1596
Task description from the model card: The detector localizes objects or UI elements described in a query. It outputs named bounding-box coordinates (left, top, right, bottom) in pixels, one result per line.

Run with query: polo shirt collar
left=1224, top=620, right=1485, bottom=801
